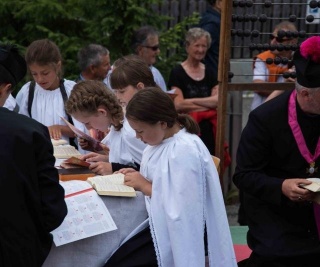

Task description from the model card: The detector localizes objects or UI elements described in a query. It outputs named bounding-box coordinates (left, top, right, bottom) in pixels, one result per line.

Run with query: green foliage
left=0, top=0, right=199, bottom=86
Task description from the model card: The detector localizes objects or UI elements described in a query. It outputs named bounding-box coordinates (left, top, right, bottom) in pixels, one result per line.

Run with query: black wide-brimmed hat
left=0, top=44, right=27, bottom=86
left=293, top=36, right=320, bottom=88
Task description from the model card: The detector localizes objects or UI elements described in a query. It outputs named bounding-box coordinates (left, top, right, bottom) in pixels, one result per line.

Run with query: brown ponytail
left=126, top=87, right=200, bottom=135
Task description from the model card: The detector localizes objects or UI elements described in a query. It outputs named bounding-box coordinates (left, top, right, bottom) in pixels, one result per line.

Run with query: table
left=43, top=192, right=148, bottom=267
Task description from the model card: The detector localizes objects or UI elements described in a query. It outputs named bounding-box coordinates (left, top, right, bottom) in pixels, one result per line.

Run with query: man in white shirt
left=76, top=44, right=111, bottom=84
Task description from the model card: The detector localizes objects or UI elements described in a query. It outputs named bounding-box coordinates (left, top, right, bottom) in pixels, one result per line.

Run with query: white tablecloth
left=43, top=192, right=148, bottom=267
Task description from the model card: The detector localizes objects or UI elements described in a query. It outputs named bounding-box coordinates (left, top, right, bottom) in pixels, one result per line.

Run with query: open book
left=301, top=178, right=320, bottom=192
left=57, top=156, right=95, bottom=182
left=300, top=178, right=320, bottom=204
left=87, top=173, right=136, bottom=197
left=61, top=116, right=103, bottom=151
left=54, top=145, right=82, bottom=159
left=51, top=139, right=68, bottom=146
left=61, top=156, right=90, bottom=168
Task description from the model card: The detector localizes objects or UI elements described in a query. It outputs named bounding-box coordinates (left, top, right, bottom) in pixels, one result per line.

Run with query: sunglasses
left=269, top=34, right=294, bottom=43
left=142, top=45, right=160, bottom=51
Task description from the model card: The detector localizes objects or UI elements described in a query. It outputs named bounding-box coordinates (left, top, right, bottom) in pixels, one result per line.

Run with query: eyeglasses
left=142, top=45, right=160, bottom=51
left=269, top=34, right=294, bottom=43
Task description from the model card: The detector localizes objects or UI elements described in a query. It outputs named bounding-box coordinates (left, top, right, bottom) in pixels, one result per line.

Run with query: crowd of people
left=2, top=0, right=320, bottom=266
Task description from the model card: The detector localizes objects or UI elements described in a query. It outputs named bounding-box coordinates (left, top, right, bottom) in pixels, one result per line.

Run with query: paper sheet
left=51, top=180, right=117, bottom=246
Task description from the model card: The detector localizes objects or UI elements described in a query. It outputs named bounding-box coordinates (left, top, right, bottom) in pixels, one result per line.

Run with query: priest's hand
left=282, top=178, right=313, bottom=202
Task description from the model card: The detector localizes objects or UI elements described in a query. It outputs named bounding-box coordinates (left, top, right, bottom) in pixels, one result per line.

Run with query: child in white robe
left=65, top=80, right=158, bottom=266
left=3, top=94, right=18, bottom=112
left=118, top=87, right=237, bottom=267
left=65, top=80, right=142, bottom=174
left=77, top=54, right=156, bottom=175
left=16, top=39, right=80, bottom=144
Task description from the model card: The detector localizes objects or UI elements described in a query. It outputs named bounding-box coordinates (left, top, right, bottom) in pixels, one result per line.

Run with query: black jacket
left=199, top=5, right=221, bottom=78
left=233, top=90, right=320, bottom=259
left=0, top=107, right=67, bottom=267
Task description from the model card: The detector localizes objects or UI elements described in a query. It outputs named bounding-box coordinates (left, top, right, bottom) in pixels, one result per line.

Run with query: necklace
left=288, top=90, right=320, bottom=175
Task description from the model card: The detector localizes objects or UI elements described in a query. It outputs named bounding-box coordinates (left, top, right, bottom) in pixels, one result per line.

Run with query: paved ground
left=226, top=203, right=240, bottom=226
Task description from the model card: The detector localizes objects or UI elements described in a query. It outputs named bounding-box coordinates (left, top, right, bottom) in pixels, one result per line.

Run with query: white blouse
left=3, top=94, right=17, bottom=111
left=102, top=118, right=147, bottom=166
left=16, top=80, right=83, bottom=143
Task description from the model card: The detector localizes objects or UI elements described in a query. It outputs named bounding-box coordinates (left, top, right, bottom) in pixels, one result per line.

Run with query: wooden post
left=216, top=0, right=233, bottom=193
left=215, top=2, right=296, bottom=194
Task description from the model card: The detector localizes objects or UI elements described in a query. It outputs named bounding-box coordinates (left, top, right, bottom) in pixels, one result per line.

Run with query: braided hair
left=65, top=80, right=124, bottom=131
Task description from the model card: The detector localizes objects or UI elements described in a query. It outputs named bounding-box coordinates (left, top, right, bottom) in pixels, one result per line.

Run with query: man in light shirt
left=131, top=25, right=167, bottom=92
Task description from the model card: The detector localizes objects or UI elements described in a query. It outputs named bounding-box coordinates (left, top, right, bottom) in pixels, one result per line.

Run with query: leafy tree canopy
left=0, top=0, right=199, bottom=86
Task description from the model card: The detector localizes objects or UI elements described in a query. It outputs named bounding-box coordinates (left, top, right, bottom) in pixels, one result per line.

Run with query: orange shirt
left=253, top=51, right=289, bottom=82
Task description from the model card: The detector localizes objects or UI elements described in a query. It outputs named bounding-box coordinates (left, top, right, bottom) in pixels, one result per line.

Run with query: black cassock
left=233, top=89, right=320, bottom=266
left=0, top=107, right=67, bottom=267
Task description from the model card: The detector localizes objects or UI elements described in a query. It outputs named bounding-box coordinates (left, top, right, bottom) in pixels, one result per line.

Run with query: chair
left=212, top=156, right=220, bottom=173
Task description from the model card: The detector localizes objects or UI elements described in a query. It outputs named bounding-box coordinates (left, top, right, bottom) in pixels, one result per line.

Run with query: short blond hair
left=185, top=27, right=212, bottom=47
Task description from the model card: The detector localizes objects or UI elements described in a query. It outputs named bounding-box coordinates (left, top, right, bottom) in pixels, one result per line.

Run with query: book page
left=94, top=183, right=135, bottom=193
left=54, top=145, right=82, bottom=159
left=51, top=139, right=68, bottom=146
left=60, top=116, right=103, bottom=151
left=89, top=173, right=126, bottom=185
left=302, top=178, right=320, bottom=192
left=61, top=179, right=92, bottom=195
left=51, top=180, right=117, bottom=246
left=87, top=174, right=136, bottom=197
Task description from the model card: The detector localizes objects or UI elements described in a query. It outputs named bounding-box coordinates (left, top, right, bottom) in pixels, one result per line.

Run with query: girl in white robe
left=119, top=87, right=237, bottom=267
left=16, top=39, right=80, bottom=144
left=78, top=54, right=156, bottom=175
left=65, top=80, right=157, bottom=266
left=65, top=80, right=147, bottom=173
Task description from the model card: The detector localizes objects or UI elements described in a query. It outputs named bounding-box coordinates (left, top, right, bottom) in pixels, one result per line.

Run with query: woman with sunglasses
left=251, top=21, right=298, bottom=111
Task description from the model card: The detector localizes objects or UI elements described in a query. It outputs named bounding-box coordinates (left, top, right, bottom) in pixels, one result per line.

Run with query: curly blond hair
left=65, top=80, right=123, bottom=130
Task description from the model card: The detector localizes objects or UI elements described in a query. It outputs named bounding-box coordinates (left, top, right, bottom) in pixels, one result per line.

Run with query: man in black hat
left=233, top=36, right=320, bottom=267
left=0, top=44, right=67, bottom=267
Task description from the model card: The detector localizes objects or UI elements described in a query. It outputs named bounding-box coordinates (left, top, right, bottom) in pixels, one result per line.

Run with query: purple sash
left=288, top=90, right=320, bottom=239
